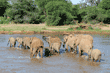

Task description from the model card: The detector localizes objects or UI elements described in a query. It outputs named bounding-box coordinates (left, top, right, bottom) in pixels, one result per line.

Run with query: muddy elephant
left=63, top=34, right=74, bottom=47
left=42, top=35, right=61, bottom=48
left=75, top=34, right=93, bottom=46
left=30, top=37, right=44, bottom=58
left=78, top=38, right=93, bottom=56
left=88, top=49, right=105, bottom=62
left=16, top=37, right=23, bottom=47
left=50, top=42, right=62, bottom=54
left=22, top=37, right=31, bottom=49
left=7, top=37, right=17, bottom=47
left=63, top=34, right=77, bottom=53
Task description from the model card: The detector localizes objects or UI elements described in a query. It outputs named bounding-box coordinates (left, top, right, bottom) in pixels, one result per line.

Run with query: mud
left=0, top=34, right=110, bottom=73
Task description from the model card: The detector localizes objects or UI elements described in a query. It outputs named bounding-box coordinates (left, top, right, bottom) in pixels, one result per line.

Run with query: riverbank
left=0, top=23, right=110, bottom=35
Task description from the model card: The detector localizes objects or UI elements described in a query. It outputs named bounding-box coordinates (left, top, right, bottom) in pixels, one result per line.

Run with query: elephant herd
left=7, top=34, right=105, bottom=62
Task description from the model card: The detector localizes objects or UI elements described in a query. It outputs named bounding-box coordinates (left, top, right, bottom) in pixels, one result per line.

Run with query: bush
left=88, top=26, right=93, bottom=30
left=89, top=20, right=99, bottom=25
left=0, top=17, right=11, bottom=24
left=76, top=27, right=82, bottom=30
left=67, top=27, right=73, bottom=30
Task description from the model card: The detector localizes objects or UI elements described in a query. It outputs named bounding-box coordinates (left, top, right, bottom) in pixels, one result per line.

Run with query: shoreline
left=0, top=30, right=110, bottom=35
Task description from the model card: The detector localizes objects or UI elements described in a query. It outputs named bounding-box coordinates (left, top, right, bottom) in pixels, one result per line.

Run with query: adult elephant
left=50, top=42, right=62, bottom=54
left=63, top=34, right=77, bottom=53
left=7, top=37, right=17, bottom=47
left=30, top=37, right=44, bottom=58
left=42, top=35, right=62, bottom=54
left=42, top=35, right=61, bottom=47
left=75, top=34, right=93, bottom=46
left=78, top=38, right=93, bottom=56
left=22, top=37, right=31, bottom=49
left=16, top=37, right=23, bottom=48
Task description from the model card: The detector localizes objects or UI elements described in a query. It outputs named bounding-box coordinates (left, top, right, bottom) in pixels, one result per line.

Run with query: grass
left=9, top=32, right=13, bottom=35
left=0, top=23, right=110, bottom=34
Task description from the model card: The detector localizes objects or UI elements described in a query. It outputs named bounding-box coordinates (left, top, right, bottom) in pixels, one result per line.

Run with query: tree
left=4, top=0, right=45, bottom=24
left=35, top=0, right=71, bottom=20
left=45, top=1, right=74, bottom=26
left=0, top=0, right=11, bottom=16
left=97, top=0, right=110, bottom=23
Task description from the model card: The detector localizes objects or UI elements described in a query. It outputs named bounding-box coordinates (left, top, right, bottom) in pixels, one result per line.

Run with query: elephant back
left=31, top=37, right=44, bottom=48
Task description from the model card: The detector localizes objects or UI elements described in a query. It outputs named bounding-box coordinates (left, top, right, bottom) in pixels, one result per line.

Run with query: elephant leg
left=12, top=43, right=14, bottom=47
left=40, top=48, right=43, bottom=58
left=99, top=59, right=100, bottom=62
left=10, top=43, right=11, bottom=47
left=27, top=46, right=30, bottom=49
left=14, top=42, right=16, bottom=47
left=32, top=48, right=37, bottom=57
left=24, top=45, right=26, bottom=49
left=57, top=48, right=60, bottom=54
left=51, top=47, right=54, bottom=55
left=98, top=55, right=101, bottom=62
left=65, top=44, right=68, bottom=52
left=18, top=43, right=20, bottom=47
left=78, top=47, right=81, bottom=56
left=92, top=58, right=95, bottom=62
left=74, top=48, right=77, bottom=54
left=35, top=51, right=39, bottom=58
left=70, top=47, right=72, bottom=52
left=30, top=47, right=33, bottom=54
left=95, top=60, right=97, bottom=62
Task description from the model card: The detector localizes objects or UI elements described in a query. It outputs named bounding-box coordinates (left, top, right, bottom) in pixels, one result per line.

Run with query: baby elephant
left=88, top=49, right=105, bottom=62
left=7, top=37, right=16, bottom=47
left=50, top=41, right=62, bottom=54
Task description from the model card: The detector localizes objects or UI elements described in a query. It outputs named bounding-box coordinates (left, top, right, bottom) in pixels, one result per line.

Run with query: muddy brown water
left=0, top=34, right=110, bottom=73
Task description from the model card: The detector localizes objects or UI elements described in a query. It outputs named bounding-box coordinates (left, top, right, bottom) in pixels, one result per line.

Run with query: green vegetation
left=9, top=32, right=13, bottom=35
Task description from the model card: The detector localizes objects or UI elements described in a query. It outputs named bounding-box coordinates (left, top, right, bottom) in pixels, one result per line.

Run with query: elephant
left=42, top=35, right=61, bottom=48
left=63, top=35, right=77, bottom=53
left=30, top=37, right=44, bottom=58
left=22, top=37, right=31, bottom=49
left=16, top=37, right=23, bottom=47
left=75, top=34, right=93, bottom=46
left=78, top=38, right=93, bottom=56
left=88, top=49, right=105, bottom=62
left=63, top=34, right=74, bottom=47
left=50, top=42, right=62, bottom=54
left=7, top=37, right=17, bottom=47
left=75, top=34, right=93, bottom=50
